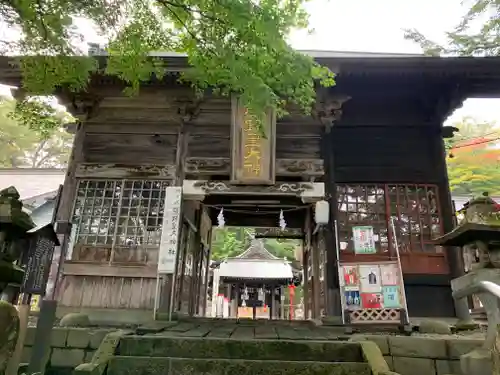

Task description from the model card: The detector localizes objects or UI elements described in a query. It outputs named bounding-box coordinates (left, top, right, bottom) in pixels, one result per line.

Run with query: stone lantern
left=434, top=192, right=500, bottom=375
left=0, top=186, right=35, bottom=374
left=0, top=186, right=35, bottom=297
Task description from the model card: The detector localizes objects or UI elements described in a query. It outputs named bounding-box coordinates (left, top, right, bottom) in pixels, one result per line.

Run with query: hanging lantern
left=314, top=200, right=329, bottom=224
left=258, top=288, right=264, bottom=301
left=279, top=210, right=287, bottom=230
left=217, top=208, right=225, bottom=228
left=242, top=299, right=246, bottom=307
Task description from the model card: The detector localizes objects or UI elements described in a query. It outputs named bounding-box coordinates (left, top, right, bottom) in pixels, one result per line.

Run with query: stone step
left=117, top=336, right=363, bottom=362
left=107, top=356, right=372, bottom=375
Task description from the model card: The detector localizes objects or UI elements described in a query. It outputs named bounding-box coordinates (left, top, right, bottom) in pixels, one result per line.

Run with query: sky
left=1, top=0, right=499, bottom=126
left=288, top=0, right=500, bottom=126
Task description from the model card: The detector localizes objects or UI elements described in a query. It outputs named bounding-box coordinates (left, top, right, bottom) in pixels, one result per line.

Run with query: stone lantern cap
left=433, top=223, right=500, bottom=247
left=458, top=192, right=500, bottom=226
left=0, top=186, right=35, bottom=231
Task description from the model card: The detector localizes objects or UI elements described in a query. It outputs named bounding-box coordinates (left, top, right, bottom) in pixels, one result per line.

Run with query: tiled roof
left=235, top=239, right=279, bottom=260
left=219, top=259, right=293, bottom=280
left=0, top=168, right=65, bottom=200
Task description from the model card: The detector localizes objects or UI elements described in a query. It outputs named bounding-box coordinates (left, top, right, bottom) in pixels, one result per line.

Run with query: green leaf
left=3, top=0, right=335, bottom=124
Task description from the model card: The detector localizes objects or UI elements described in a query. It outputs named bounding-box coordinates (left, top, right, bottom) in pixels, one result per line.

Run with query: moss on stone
left=107, top=357, right=372, bottom=375
left=118, top=336, right=364, bottom=363
left=355, top=341, right=390, bottom=375
left=454, top=320, right=480, bottom=332
left=59, top=313, right=91, bottom=327
left=73, top=330, right=132, bottom=375
left=418, top=320, right=452, bottom=335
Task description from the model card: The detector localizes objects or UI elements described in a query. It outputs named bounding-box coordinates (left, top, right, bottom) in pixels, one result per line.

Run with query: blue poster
left=382, top=286, right=401, bottom=308
left=344, top=290, right=361, bottom=310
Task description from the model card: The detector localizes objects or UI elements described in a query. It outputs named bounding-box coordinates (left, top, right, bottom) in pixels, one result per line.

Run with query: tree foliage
left=405, top=0, right=500, bottom=56
left=210, top=227, right=298, bottom=261
left=446, top=117, right=500, bottom=196
left=1, top=0, right=335, bottom=126
left=0, top=96, right=73, bottom=167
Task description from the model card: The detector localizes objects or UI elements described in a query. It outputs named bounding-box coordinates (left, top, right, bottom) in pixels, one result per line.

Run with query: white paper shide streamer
left=279, top=209, right=287, bottom=230
left=217, top=208, right=225, bottom=228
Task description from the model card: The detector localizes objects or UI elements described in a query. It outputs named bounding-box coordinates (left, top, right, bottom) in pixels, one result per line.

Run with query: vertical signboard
left=158, top=187, right=182, bottom=274
left=20, top=225, right=58, bottom=295
left=230, top=96, right=276, bottom=185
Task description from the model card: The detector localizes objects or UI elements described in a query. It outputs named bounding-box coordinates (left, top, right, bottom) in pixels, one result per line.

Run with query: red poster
left=343, top=266, right=359, bottom=286
left=361, top=293, right=382, bottom=309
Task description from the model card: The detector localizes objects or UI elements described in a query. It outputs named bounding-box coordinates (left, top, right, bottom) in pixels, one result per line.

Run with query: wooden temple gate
left=2, top=52, right=500, bottom=320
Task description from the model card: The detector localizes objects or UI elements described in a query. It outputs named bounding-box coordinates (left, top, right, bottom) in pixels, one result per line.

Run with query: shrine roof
left=2, top=51, right=500, bottom=81
left=234, top=238, right=280, bottom=260
left=218, top=258, right=294, bottom=280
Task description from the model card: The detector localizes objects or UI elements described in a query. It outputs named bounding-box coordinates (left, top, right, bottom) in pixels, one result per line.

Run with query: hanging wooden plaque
left=230, top=96, right=276, bottom=185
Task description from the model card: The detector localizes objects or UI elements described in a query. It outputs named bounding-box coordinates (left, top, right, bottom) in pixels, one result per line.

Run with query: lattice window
left=387, top=185, right=442, bottom=253
left=337, top=185, right=389, bottom=253
left=71, top=179, right=170, bottom=264
left=337, top=184, right=442, bottom=253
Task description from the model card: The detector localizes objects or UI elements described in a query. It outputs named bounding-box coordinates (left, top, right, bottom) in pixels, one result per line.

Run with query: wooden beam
left=75, top=163, right=176, bottom=179
left=209, top=209, right=304, bottom=228
left=63, top=262, right=157, bottom=278
left=185, top=158, right=324, bottom=177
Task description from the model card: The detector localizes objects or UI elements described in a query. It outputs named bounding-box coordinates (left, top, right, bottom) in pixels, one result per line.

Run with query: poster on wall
left=344, top=290, right=361, bottom=310
left=382, top=286, right=401, bottom=308
left=352, top=226, right=376, bottom=254
left=361, top=293, right=383, bottom=309
left=339, top=261, right=407, bottom=323
left=342, top=265, right=359, bottom=287
left=359, top=264, right=382, bottom=293
left=380, top=264, right=399, bottom=285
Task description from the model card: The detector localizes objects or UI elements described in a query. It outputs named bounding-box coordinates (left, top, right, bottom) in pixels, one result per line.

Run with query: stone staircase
left=73, top=320, right=397, bottom=375
left=108, top=335, right=373, bottom=375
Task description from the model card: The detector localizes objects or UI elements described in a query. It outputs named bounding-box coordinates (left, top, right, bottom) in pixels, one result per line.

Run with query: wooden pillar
left=201, top=239, right=212, bottom=317
left=302, top=247, right=309, bottom=320
left=280, top=287, right=285, bottom=319
left=192, top=205, right=205, bottom=315
left=321, top=128, right=342, bottom=317
left=433, top=127, right=471, bottom=321
left=56, top=123, right=84, bottom=222
left=311, top=234, right=321, bottom=319
left=159, top=125, right=190, bottom=315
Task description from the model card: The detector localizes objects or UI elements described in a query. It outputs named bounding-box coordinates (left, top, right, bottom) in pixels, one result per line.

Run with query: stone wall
left=20, top=327, right=485, bottom=375
left=22, top=327, right=115, bottom=373
left=352, top=334, right=483, bottom=375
